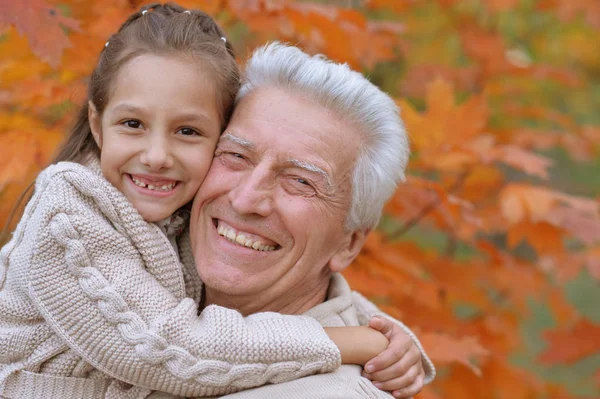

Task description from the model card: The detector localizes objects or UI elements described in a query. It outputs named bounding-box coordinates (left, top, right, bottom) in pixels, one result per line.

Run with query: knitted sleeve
left=351, top=291, right=435, bottom=385
left=25, top=165, right=341, bottom=398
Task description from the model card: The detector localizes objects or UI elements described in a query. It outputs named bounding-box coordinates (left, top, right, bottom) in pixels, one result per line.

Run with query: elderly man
left=183, top=42, right=434, bottom=398
left=0, top=41, right=433, bottom=399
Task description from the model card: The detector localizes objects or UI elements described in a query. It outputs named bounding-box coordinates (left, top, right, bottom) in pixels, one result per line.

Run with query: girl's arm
left=325, top=326, right=388, bottom=366
left=24, top=164, right=341, bottom=397
left=351, top=291, right=436, bottom=385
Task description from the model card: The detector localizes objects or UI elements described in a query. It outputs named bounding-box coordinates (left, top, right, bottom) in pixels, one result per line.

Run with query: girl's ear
left=88, top=101, right=102, bottom=148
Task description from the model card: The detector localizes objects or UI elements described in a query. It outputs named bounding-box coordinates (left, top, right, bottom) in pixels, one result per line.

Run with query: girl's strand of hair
left=0, top=181, right=35, bottom=245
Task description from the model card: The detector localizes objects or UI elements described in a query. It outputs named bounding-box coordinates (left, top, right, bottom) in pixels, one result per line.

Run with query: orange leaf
left=538, top=319, right=600, bottom=365
left=400, top=78, right=488, bottom=157
left=419, top=332, right=489, bottom=375
left=0, top=0, right=80, bottom=68
left=507, top=221, right=564, bottom=255
left=491, top=145, right=553, bottom=179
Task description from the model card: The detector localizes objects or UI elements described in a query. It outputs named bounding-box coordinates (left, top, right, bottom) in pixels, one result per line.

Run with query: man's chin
left=200, top=266, right=264, bottom=297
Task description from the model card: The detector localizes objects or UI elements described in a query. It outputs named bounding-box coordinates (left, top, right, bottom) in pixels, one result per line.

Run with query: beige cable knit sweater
left=209, top=273, right=398, bottom=399
left=148, top=274, right=397, bottom=399
left=0, top=161, right=435, bottom=398
left=0, top=161, right=341, bottom=398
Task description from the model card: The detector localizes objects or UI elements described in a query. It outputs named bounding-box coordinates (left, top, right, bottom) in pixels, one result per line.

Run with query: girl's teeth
left=131, top=176, right=175, bottom=191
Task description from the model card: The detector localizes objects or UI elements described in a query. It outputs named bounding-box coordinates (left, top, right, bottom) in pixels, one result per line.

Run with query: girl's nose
left=140, top=134, right=173, bottom=171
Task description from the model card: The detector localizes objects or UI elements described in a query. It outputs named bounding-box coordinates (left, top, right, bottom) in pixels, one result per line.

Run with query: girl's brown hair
left=54, top=2, right=240, bottom=164
left=1, top=3, right=240, bottom=243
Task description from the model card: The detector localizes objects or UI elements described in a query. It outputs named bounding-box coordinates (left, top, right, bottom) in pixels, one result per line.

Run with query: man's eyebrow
left=288, top=159, right=332, bottom=189
left=220, top=131, right=255, bottom=150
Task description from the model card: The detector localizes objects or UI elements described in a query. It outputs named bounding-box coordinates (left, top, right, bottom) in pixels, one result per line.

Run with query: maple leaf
left=229, top=0, right=404, bottom=69
left=507, top=221, right=565, bottom=255
left=400, top=64, right=479, bottom=98
left=538, top=318, right=600, bottom=365
left=490, top=145, right=553, bottom=179
left=0, top=0, right=80, bottom=68
left=419, top=332, right=489, bottom=375
left=500, top=184, right=600, bottom=250
left=399, top=78, right=489, bottom=172
left=460, top=26, right=513, bottom=77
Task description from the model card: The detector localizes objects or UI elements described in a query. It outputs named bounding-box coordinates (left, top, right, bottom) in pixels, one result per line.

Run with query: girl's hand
left=361, top=316, right=424, bottom=398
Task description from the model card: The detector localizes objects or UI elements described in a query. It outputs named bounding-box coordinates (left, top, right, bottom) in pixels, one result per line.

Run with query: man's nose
left=140, top=133, right=173, bottom=171
left=228, top=166, right=274, bottom=217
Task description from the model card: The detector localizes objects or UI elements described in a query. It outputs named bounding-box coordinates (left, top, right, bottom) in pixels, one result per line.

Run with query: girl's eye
left=124, top=120, right=142, bottom=129
left=178, top=127, right=201, bottom=136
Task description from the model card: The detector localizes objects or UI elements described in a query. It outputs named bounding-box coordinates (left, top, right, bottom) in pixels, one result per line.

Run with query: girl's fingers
left=367, top=363, right=422, bottom=392
left=366, top=344, right=419, bottom=380
left=364, top=330, right=412, bottom=373
left=368, top=316, right=394, bottom=337
left=391, top=373, right=424, bottom=399
left=364, top=341, right=410, bottom=373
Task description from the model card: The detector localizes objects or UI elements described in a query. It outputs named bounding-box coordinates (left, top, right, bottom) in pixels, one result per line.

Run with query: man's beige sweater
left=0, top=161, right=434, bottom=398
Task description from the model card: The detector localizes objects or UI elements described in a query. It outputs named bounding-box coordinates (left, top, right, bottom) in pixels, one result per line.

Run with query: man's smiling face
left=189, top=86, right=366, bottom=314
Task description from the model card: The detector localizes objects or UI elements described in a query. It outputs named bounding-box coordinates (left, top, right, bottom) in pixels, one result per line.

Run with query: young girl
left=0, top=3, right=433, bottom=399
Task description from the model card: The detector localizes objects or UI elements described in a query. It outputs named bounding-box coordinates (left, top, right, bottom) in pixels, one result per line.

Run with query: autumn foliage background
left=1, top=0, right=600, bottom=397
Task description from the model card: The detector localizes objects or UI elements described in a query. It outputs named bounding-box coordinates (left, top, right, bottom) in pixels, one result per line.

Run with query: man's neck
left=203, top=274, right=332, bottom=316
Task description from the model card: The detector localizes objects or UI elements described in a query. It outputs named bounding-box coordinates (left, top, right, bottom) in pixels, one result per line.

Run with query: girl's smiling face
left=89, top=54, right=223, bottom=222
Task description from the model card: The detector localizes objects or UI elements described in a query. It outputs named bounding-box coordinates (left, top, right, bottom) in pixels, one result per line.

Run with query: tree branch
left=385, top=169, right=471, bottom=241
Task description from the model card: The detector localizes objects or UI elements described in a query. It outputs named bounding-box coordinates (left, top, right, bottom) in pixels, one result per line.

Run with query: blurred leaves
left=1, top=0, right=599, bottom=397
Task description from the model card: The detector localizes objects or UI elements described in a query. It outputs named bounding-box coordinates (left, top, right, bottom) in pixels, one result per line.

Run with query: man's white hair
left=236, top=42, right=409, bottom=231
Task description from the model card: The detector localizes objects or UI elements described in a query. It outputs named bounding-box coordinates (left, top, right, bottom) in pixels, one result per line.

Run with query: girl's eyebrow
left=112, top=103, right=144, bottom=114
left=112, top=103, right=213, bottom=123
left=220, top=131, right=255, bottom=150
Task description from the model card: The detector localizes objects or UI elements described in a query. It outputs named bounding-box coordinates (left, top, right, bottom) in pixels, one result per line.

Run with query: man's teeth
left=217, top=224, right=276, bottom=252
left=131, top=176, right=176, bottom=191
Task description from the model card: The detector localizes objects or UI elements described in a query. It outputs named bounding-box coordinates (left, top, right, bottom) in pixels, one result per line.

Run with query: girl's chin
left=136, top=205, right=174, bottom=222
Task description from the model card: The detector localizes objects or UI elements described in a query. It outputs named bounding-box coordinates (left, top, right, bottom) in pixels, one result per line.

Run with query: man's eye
left=123, top=120, right=142, bottom=129
left=178, top=127, right=200, bottom=136
left=228, top=152, right=244, bottom=159
left=296, top=178, right=310, bottom=186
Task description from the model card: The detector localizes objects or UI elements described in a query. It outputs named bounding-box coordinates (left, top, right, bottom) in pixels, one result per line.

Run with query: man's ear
left=88, top=100, right=102, bottom=148
left=329, top=228, right=371, bottom=273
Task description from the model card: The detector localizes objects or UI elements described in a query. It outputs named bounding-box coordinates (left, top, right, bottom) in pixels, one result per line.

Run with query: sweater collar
left=302, top=274, right=358, bottom=327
